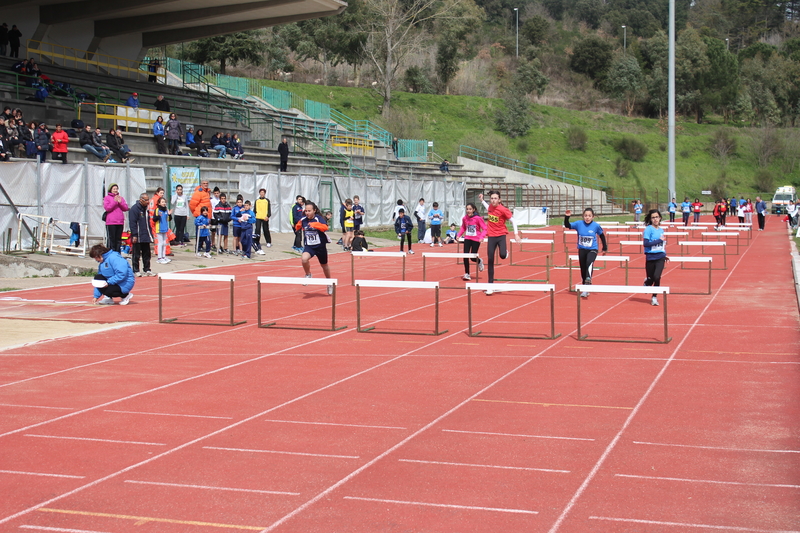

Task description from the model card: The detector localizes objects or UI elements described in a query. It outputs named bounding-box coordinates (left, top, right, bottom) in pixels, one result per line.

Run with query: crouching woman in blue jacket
left=90, top=244, right=135, bottom=305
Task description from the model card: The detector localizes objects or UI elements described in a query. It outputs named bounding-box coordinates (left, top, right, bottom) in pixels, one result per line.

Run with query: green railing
left=0, top=72, right=83, bottom=111
left=397, top=139, right=428, bottom=162
left=330, top=109, right=392, bottom=146
left=459, top=145, right=608, bottom=190
left=262, top=86, right=292, bottom=110
left=296, top=137, right=381, bottom=180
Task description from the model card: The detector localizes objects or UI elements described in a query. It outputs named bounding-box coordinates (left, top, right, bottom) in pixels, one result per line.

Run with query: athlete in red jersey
left=480, top=191, right=520, bottom=294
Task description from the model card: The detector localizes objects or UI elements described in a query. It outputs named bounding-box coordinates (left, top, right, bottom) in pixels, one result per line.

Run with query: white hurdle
left=351, top=251, right=407, bottom=285
left=568, top=255, right=630, bottom=287
left=701, top=231, right=742, bottom=254
left=465, top=283, right=559, bottom=339
left=355, top=279, right=447, bottom=335
left=422, top=252, right=481, bottom=285
left=257, top=276, right=344, bottom=331
left=679, top=241, right=727, bottom=269
left=158, top=272, right=245, bottom=326
left=618, top=240, right=643, bottom=255
left=574, top=284, right=671, bottom=344
left=666, top=257, right=713, bottom=295
left=508, top=238, right=555, bottom=271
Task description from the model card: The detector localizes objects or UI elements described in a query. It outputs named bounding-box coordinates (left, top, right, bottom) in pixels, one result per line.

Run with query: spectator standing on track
left=755, top=196, right=767, bottom=231
left=643, top=208, right=668, bottom=306
left=392, top=199, right=405, bottom=223
left=214, top=193, right=232, bottom=253
left=129, top=192, right=154, bottom=277
left=479, top=191, right=521, bottom=294
left=209, top=187, right=221, bottom=251
left=744, top=198, right=753, bottom=226
left=8, top=25, right=21, bottom=58
left=713, top=200, right=723, bottom=228
left=50, top=123, right=68, bottom=164
left=152, top=195, right=172, bottom=264
left=691, top=198, right=704, bottom=223
left=667, top=197, right=677, bottom=223
left=564, top=207, right=608, bottom=298
left=681, top=197, right=692, bottom=226
left=736, top=201, right=745, bottom=224
left=456, top=203, right=486, bottom=281
left=428, top=202, right=444, bottom=247
left=148, top=187, right=170, bottom=256
left=237, top=200, right=255, bottom=259
left=278, top=137, right=289, bottom=172
left=90, top=244, right=135, bottom=305
left=154, top=95, right=170, bottom=112
left=254, top=188, right=272, bottom=252
left=352, top=195, right=365, bottom=233
left=394, top=207, right=414, bottom=254
left=153, top=116, right=167, bottom=154
left=103, top=183, right=129, bottom=252
left=632, top=199, right=643, bottom=222
left=165, top=113, right=183, bottom=155
left=125, top=92, right=139, bottom=108
left=171, top=184, right=189, bottom=247
left=341, top=198, right=355, bottom=251
left=291, top=195, right=305, bottom=252
left=231, top=195, right=244, bottom=255
left=414, top=198, right=426, bottom=243
left=195, top=206, right=213, bottom=258
left=296, top=201, right=334, bottom=294
left=189, top=180, right=212, bottom=222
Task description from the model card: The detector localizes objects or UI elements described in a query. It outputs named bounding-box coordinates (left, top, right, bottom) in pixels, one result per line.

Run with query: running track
left=0, top=220, right=797, bottom=532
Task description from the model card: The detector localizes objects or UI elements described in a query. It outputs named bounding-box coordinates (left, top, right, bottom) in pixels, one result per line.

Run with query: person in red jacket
left=50, top=123, right=69, bottom=164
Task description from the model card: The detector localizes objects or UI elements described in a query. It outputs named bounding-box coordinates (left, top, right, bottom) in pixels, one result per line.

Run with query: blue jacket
left=94, top=250, right=135, bottom=298
left=186, top=131, right=195, bottom=145
left=395, top=215, right=413, bottom=234
left=195, top=214, right=210, bottom=237
left=238, top=208, right=255, bottom=231
left=125, top=96, right=139, bottom=108
left=153, top=121, right=164, bottom=136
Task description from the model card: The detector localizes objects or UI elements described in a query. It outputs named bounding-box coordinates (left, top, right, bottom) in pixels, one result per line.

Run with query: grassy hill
left=262, top=79, right=799, bottom=202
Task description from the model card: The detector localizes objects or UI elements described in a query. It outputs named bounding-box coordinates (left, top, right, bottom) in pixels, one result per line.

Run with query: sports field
left=0, top=218, right=797, bottom=533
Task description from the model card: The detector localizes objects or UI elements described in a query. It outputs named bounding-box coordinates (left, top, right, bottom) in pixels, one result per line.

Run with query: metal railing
left=0, top=71, right=82, bottom=111
left=330, top=109, right=392, bottom=146
left=459, top=145, right=608, bottom=190
left=32, top=41, right=165, bottom=82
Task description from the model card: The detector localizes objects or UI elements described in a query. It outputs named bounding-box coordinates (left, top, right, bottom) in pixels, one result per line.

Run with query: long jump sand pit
left=0, top=318, right=132, bottom=351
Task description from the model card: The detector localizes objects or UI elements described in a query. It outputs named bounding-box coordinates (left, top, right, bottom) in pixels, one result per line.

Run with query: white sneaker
left=156, top=258, right=166, bottom=264
left=438, top=243, right=443, bottom=247
left=430, top=243, right=435, bottom=247
left=257, top=249, right=266, bottom=255
left=97, top=296, right=114, bottom=305
left=164, top=258, right=171, bottom=263
left=120, top=293, right=134, bottom=306
left=203, top=252, right=213, bottom=259
left=580, top=291, right=589, bottom=298
left=135, top=271, right=143, bottom=277
left=266, top=243, right=272, bottom=248
left=408, top=250, right=415, bottom=254
left=145, top=271, right=156, bottom=277
left=478, top=258, right=484, bottom=272
left=462, top=273, right=471, bottom=281
left=303, top=273, right=312, bottom=286
left=485, top=289, right=494, bottom=295
left=196, top=253, right=202, bottom=257
left=326, top=284, right=333, bottom=295
left=651, top=296, right=659, bottom=306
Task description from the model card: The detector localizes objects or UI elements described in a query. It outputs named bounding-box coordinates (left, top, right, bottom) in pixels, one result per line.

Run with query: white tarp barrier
left=513, top=206, right=549, bottom=226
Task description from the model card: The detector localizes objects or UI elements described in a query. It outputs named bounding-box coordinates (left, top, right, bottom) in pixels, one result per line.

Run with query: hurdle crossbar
left=465, top=283, right=559, bottom=339
left=422, top=252, right=480, bottom=285
left=257, top=276, right=344, bottom=331
left=355, top=279, right=447, bottom=335
left=575, top=284, right=671, bottom=344
left=667, top=257, right=713, bottom=295
left=509, top=239, right=555, bottom=268
left=159, top=273, right=245, bottom=326
left=351, top=251, right=407, bottom=285
left=701, top=232, right=741, bottom=254
left=679, top=241, right=727, bottom=269
left=568, top=255, right=630, bottom=289
left=618, top=240, right=643, bottom=255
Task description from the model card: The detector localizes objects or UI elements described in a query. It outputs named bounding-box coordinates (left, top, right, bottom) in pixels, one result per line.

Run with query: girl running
left=295, top=201, right=333, bottom=295
left=643, top=208, right=669, bottom=306
left=455, top=203, right=487, bottom=281
left=564, top=208, right=608, bottom=298
left=479, top=191, right=521, bottom=294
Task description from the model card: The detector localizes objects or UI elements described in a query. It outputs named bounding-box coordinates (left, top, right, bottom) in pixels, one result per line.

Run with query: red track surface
left=0, top=218, right=797, bottom=533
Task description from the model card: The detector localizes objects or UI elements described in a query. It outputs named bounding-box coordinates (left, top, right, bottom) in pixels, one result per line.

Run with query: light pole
left=622, top=25, right=627, bottom=55
left=725, top=38, right=729, bottom=51
left=514, top=8, right=519, bottom=58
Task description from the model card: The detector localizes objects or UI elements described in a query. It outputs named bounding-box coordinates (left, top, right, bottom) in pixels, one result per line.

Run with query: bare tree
left=360, top=0, right=472, bottom=114
left=748, top=126, right=783, bottom=168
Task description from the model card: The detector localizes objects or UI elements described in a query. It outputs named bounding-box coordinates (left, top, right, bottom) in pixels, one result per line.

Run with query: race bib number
left=345, top=218, right=354, bottom=228
left=305, top=231, right=320, bottom=246
left=683, top=206, right=690, bottom=213
left=487, top=214, right=499, bottom=223
left=176, top=197, right=185, bottom=208
left=650, top=243, right=664, bottom=253
left=466, top=224, right=477, bottom=236
left=579, top=236, right=593, bottom=248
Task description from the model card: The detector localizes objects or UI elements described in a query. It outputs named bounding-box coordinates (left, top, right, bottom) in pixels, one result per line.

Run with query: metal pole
left=514, top=8, right=519, bottom=58
left=668, top=0, right=676, bottom=200
left=622, top=26, right=626, bottom=55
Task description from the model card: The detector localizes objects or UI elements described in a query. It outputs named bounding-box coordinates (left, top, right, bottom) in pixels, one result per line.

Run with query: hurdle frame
left=509, top=238, right=555, bottom=268
left=465, top=282, right=560, bottom=340
left=422, top=252, right=480, bottom=285
left=575, top=284, right=671, bottom=344
left=679, top=241, right=727, bottom=269
left=618, top=240, right=643, bottom=255
left=257, top=276, right=345, bottom=331
left=667, top=257, right=713, bottom=295
left=355, top=279, right=447, bottom=336
left=158, top=273, right=245, bottom=326
left=351, top=251, right=407, bottom=285
left=701, top=231, right=741, bottom=254
left=568, top=255, right=630, bottom=289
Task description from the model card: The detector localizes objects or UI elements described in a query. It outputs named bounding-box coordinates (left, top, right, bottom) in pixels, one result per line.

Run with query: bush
left=680, top=149, right=691, bottom=158
left=754, top=169, right=775, bottom=192
left=495, top=91, right=533, bottom=138
left=614, top=156, right=632, bottom=177
left=709, top=128, right=737, bottom=164
left=711, top=171, right=728, bottom=199
left=403, top=66, right=435, bottom=94
left=567, top=125, right=588, bottom=151
left=517, top=139, right=529, bottom=152
left=613, top=136, right=648, bottom=162
left=526, top=153, right=538, bottom=165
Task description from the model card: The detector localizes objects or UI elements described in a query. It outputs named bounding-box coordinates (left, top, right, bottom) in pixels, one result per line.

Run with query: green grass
left=0, top=287, right=19, bottom=292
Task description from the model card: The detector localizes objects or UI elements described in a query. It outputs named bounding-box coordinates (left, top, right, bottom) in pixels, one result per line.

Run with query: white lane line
left=442, top=429, right=594, bottom=442
left=104, top=410, right=233, bottom=420
left=632, top=441, right=800, bottom=454
left=20, top=526, right=112, bottom=533
left=343, top=496, right=538, bottom=515
left=0, top=403, right=74, bottom=410
left=0, top=470, right=84, bottom=479
left=263, top=419, right=406, bottom=430
left=399, top=459, right=569, bottom=473
left=124, top=479, right=299, bottom=495
left=203, top=446, right=359, bottom=460
left=615, top=473, right=800, bottom=489
left=24, top=435, right=165, bottom=446
left=589, top=516, right=800, bottom=532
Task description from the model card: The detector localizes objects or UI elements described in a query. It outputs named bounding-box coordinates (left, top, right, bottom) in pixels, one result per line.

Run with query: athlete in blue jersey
left=680, top=197, right=692, bottom=226
left=564, top=208, right=608, bottom=298
left=643, top=208, right=669, bottom=306
left=295, top=201, right=333, bottom=295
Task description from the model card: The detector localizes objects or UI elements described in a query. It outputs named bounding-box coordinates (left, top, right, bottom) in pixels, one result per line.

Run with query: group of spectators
left=0, top=23, right=22, bottom=58
left=0, top=107, right=71, bottom=163
left=79, top=124, right=134, bottom=163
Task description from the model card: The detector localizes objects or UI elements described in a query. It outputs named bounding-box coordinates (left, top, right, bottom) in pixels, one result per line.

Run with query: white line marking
left=203, top=446, right=359, bottom=460
left=263, top=419, right=406, bottom=430
left=589, top=516, right=800, bottom=532
left=442, top=428, right=594, bottom=442
left=632, top=441, right=800, bottom=454
left=24, top=434, right=165, bottom=446
left=104, top=410, right=233, bottom=420
left=343, top=496, right=538, bottom=515
left=615, top=473, right=800, bottom=489
left=0, top=470, right=84, bottom=479
left=546, top=233, right=757, bottom=533
left=20, top=526, right=112, bottom=533
left=124, top=480, right=299, bottom=495
left=0, top=403, right=74, bottom=410
left=399, top=459, right=569, bottom=473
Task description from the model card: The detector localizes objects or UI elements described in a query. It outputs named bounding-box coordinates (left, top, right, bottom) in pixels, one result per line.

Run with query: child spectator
left=195, top=206, right=212, bottom=259
left=231, top=195, right=244, bottom=255
left=342, top=198, right=355, bottom=251
left=171, top=184, right=189, bottom=246
left=254, top=188, right=272, bottom=252
left=428, top=201, right=444, bottom=246
left=353, top=195, right=365, bottom=232
left=237, top=200, right=255, bottom=259
left=444, top=223, right=457, bottom=244
left=213, top=193, right=232, bottom=253
left=352, top=230, right=370, bottom=252
left=152, top=196, right=172, bottom=264
left=394, top=208, right=414, bottom=254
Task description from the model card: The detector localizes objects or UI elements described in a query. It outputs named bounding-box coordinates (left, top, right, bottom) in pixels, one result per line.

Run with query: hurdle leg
left=549, top=289, right=560, bottom=340
left=663, top=293, right=671, bottom=343
left=158, top=276, right=164, bottom=323
left=423, top=256, right=427, bottom=281
left=624, top=260, right=629, bottom=284
left=351, top=253, right=355, bottom=286
left=402, top=255, right=406, bottom=281
left=577, top=289, right=584, bottom=340
left=356, top=285, right=367, bottom=332
left=706, top=262, right=712, bottom=295
left=468, top=288, right=477, bottom=336
left=433, top=287, right=448, bottom=336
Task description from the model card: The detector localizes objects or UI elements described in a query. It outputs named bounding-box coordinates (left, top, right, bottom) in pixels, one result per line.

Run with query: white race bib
left=650, top=243, right=664, bottom=253
left=579, top=236, right=593, bottom=248
left=466, top=224, right=477, bottom=236
left=305, top=231, right=320, bottom=246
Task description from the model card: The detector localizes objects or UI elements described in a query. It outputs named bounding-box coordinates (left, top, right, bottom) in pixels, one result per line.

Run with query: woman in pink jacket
left=103, top=183, right=129, bottom=253
left=455, top=202, right=487, bottom=281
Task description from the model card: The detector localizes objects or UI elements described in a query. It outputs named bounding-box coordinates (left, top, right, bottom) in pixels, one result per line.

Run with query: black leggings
left=256, top=219, right=271, bottom=244
left=645, top=257, right=666, bottom=297
left=399, top=232, right=412, bottom=251
left=94, top=274, right=128, bottom=298
left=174, top=215, right=187, bottom=243
left=106, top=224, right=123, bottom=252
left=463, top=239, right=481, bottom=274
left=578, top=248, right=598, bottom=284
left=486, top=235, right=508, bottom=283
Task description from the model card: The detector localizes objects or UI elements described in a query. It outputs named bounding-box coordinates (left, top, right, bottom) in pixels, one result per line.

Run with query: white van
left=772, top=186, right=797, bottom=214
